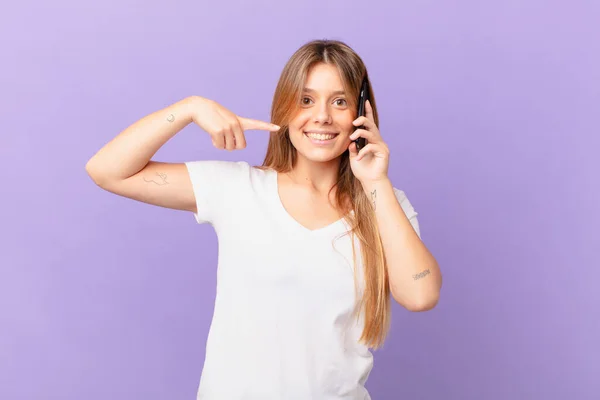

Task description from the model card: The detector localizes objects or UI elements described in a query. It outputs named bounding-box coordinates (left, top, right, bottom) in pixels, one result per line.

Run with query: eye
left=300, top=97, right=347, bottom=106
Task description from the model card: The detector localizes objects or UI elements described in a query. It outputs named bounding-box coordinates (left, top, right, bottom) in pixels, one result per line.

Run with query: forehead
left=303, top=63, right=345, bottom=93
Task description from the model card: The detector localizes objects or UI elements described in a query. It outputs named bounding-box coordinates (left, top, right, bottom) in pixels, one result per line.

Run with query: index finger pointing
left=239, top=116, right=281, bottom=132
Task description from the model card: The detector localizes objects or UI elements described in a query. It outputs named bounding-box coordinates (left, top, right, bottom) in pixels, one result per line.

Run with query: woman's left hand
left=348, top=99, right=390, bottom=184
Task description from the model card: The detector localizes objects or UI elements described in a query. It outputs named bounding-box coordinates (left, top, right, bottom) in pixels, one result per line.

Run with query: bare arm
left=85, top=95, right=279, bottom=213
left=85, top=96, right=198, bottom=184
left=93, top=161, right=198, bottom=212
left=361, top=178, right=442, bottom=312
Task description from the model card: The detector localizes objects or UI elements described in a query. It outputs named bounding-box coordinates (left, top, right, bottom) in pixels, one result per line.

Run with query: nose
left=313, top=103, right=332, bottom=124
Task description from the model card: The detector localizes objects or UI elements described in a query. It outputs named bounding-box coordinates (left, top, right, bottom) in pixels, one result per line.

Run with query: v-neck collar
left=270, top=169, right=351, bottom=237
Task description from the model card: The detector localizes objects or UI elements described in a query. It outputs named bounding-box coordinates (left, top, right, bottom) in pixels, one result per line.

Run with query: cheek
left=290, top=110, right=354, bottom=135
left=292, top=113, right=312, bottom=128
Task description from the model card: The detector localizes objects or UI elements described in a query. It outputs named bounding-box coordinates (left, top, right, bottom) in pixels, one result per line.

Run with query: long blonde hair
left=255, top=39, right=390, bottom=349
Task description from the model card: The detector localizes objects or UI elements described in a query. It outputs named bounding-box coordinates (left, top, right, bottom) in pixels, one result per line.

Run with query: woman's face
left=287, top=63, right=355, bottom=163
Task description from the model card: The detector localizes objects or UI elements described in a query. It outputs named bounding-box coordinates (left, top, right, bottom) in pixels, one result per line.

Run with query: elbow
left=411, top=295, right=440, bottom=312
left=85, top=161, right=107, bottom=187
left=398, top=292, right=440, bottom=312
left=392, top=294, right=439, bottom=312
left=411, top=270, right=443, bottom=312
left=85, top=159, right=97, bottom=178
left=392, top=281, right=442, bottom=313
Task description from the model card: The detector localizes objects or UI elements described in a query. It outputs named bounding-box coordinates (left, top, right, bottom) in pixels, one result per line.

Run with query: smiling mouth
left=304, top=131, right=339, bottom=141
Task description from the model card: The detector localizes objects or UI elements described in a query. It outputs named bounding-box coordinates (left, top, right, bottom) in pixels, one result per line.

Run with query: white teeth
left=306, top=133, right=336, bottom=140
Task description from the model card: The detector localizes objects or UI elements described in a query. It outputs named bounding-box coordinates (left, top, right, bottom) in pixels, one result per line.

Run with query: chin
left=297, top=147, right=347, bottom=163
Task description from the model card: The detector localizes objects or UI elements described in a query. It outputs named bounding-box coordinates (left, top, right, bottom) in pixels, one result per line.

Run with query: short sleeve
left=184, top=160, right=249, bottom=225
left=393, top=188, right=421, bottom=239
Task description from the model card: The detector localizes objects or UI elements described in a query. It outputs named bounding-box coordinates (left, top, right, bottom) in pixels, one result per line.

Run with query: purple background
left=2, top=1, right=598, bottom=399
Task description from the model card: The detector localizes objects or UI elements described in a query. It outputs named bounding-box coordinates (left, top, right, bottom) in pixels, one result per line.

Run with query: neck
left=287, top=157, right=341, bottom=195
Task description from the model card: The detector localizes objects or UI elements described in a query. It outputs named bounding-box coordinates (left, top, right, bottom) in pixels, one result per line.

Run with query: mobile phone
left=355, top=77, right=369, bottom=152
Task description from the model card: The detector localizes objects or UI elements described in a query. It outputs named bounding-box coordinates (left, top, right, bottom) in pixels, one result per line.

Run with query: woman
left=86, top=39, right=442, bottom=400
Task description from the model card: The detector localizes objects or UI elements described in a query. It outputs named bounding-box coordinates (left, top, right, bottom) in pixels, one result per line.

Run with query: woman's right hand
left=189, top=96, right=280, bottom=151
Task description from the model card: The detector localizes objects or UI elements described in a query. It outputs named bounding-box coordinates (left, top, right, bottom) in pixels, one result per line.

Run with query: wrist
left=360, top=176, right=391, bottom=191
left=181, top=95, right=206, bottom=124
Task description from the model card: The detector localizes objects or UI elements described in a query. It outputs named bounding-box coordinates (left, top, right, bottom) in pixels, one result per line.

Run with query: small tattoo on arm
left=413, top=269, right=431, bottom=280
left=143, top=172, right=170, bottom=186
left=167, top=114, right=175, bottom=122
left=371, top=189, right=377, bottom=211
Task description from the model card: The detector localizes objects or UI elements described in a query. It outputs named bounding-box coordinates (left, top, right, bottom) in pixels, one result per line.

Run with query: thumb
left=239, top=116, right=280, bottom=132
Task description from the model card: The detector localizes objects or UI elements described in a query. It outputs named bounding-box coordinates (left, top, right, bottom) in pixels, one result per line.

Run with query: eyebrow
left=302, top=87, right=346, bottom=96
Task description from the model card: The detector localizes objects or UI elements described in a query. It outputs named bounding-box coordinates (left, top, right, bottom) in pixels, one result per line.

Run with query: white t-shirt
left=185, top=160, right=421, bottom=400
